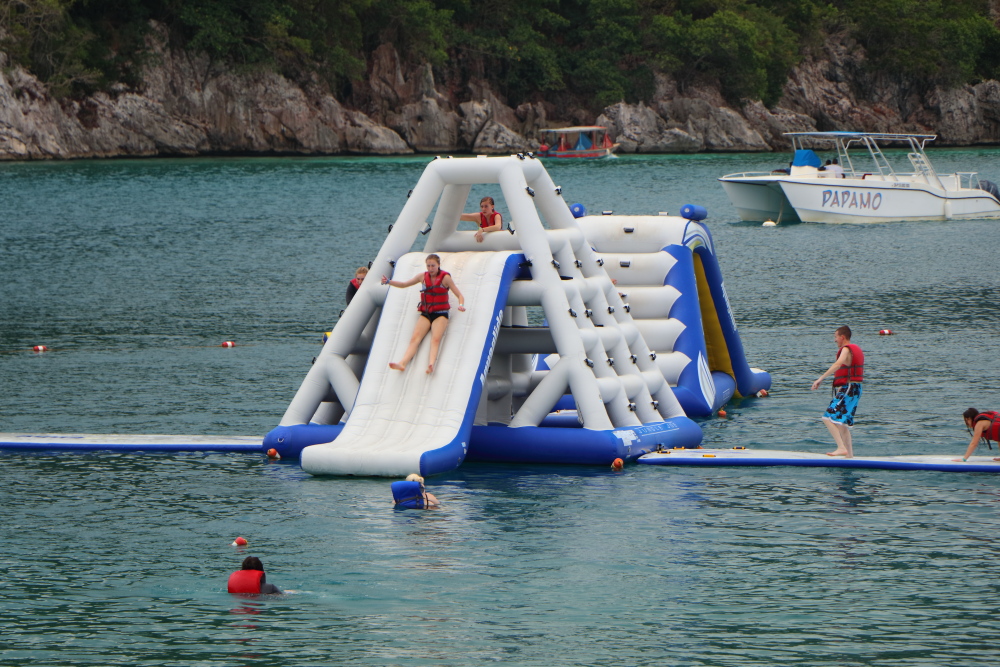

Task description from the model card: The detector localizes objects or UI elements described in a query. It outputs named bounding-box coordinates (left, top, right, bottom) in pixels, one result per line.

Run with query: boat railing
left=720, top=171, right=781, bottom=179
left=956, top=172, right=980, bottom=190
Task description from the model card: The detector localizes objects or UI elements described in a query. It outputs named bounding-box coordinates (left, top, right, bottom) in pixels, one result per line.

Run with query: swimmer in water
left=228, top=556, right=282, bottom=595
left=382, top=254, right=465, bottom=374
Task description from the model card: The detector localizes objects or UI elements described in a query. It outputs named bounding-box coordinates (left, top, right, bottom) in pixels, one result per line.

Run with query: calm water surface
left=2, top=150, right=999, bottom=665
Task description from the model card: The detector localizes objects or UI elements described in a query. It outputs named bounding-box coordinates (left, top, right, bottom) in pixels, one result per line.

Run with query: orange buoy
left=221, top=341, right=236, bottom=348
left=32, top=345, right=48, bottom=352
left=879, top=329, right=893, bottom=336
left=266, top=448, right=279, bottom=459
left=611, top=458, right=624, bottom=471
left=757, top=389, right=769, bottom=398
left=231, top=536, right=248, bottom=546
left=718, top=409, right=727, bottom=418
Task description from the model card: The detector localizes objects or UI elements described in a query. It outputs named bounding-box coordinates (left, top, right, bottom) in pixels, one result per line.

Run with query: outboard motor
left=978, top=179, right=1000, bottom=202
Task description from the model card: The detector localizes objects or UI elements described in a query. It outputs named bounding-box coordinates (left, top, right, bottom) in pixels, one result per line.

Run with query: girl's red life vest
left=350, top=278, right=362, bottom=289
left=975, top=411, right=1000, bottom=442
left=832, top=343, right=864, bottom=386
left=479, top=211, right=501, bottom=229
left=419, top=270, right=450, bottom=313
left=228, top=569, right=264, bottom=594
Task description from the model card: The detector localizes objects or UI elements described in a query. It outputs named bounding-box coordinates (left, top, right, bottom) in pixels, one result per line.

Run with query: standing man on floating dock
left=811, top=326, right=864, bottom=458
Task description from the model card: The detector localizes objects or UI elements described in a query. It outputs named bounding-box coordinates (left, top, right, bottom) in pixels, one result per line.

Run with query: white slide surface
left=301, top=251, right=517, bottom=476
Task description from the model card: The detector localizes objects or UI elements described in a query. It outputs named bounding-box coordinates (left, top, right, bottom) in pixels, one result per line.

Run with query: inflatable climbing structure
left=264, top=155, right=770, bottom=476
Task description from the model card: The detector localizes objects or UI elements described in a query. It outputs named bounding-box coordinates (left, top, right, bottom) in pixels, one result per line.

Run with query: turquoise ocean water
left=2, top=150, right=999, bottom=665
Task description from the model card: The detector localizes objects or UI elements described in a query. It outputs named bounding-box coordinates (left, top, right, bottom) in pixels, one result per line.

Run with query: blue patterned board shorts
left=824, top=383, right=862, bottom=426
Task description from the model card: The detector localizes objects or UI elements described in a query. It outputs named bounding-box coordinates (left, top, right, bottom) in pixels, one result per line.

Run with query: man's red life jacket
left=228, top=569, right=264, bottom=594
left=832, top=343, right=864, bottom=386
left=975, top=411, right=1000, bottom=442
left=479, top=211, right=501, bottom=229
left=419, top=270, right=450, bottom=313
left=350, top=278, right=362, bottom=289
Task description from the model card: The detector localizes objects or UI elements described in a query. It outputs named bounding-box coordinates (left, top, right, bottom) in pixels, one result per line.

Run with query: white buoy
left=762, top=220, right=777, bottom=227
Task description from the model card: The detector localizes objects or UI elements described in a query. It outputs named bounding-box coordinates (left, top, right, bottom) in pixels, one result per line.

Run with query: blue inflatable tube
left=264, top=424, right=345, bottom=460
left=467, top=417, right=703, bottom=465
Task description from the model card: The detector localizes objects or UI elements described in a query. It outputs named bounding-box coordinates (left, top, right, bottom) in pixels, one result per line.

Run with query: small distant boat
left=538, top=126, right=619, bottom=159
left=718, top=131, right=1000, bottom=223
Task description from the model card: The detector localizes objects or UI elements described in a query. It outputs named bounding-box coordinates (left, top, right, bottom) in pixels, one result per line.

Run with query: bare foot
left=425, top=363, right=434, bottom=374
left=389, top=362, right=405, bottom=371
left=826, top=451, right=848, bottom=456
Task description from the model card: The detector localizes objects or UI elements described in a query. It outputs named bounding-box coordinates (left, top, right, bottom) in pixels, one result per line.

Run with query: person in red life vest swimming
left=810, top=325, right=864, bottom=458
left=459, top=196, right=503, bottom=243
left=228, top=556, right=282, bottom=595
left=955, top=408, right=1000, bottom=462
left=382, top=253, right=465, bottom=374
left=346, top=266, right=368, bottom=305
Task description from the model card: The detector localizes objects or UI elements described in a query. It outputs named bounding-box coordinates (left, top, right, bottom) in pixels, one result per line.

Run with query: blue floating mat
left=0, top=433, right=263, bottom=454
left=637, top=448, right=1000, bottom=473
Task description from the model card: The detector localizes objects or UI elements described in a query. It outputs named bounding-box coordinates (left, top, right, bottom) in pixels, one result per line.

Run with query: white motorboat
left=719, top=131, right=1000, bottom=223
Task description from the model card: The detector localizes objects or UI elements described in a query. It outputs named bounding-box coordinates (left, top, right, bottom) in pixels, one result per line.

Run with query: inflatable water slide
left=263, top=155, right=770, bottom=476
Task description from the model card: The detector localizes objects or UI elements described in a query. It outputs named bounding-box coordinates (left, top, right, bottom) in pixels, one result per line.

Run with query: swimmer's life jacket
left=832, top=344, right=864, bottom=386
left=479, top=211, right=501, bottom=229
left=975, top=411, right=1000, bottom=442
left=350, top=278, right=362, bottom=290
left=418, top=270, right=450, bottom=313
left=391, top=481, right=425, bottom=509
left=228, top=569, right=264, bottom=594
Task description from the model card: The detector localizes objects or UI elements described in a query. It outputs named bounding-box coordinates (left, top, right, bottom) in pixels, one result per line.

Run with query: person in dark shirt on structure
left=228, top=556, right=282, bottom=595
left=346, top=266, right=368, bottom=305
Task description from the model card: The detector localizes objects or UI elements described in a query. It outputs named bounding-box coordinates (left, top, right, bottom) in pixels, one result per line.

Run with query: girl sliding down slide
left=382, top=254, right=465, bottom=374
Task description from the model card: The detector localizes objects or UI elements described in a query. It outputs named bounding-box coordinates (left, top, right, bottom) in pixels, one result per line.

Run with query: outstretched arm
left=811, top=347, right=851, bottom=391
left=959, top=421, right=990, bottom=461
left=443, top=275, right=465, bottom=311
left=382, top=273, right=422, bottom=288
left=459, top=213, right=480, bottom=222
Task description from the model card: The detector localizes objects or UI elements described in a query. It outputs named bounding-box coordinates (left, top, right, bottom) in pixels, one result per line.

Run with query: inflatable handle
left=569, top=203, right=587, bottom=218
left=680, top=204, right=707, bottom=221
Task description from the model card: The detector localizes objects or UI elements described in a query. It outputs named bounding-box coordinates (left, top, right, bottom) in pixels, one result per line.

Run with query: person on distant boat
left=810, top=326, right=864, bottom=458
left=955, top=408, right=1000, bottom=462
left=382, top=253, right=465, bottom=374
left=828, top=158, right=845, bottom=178
left=228, top=556, right=282, bottom=595
left=818, top=159, right=835, bottom=178
left=346, top=266, right=368, bottom=305
left=460, top=196, right=503, bottom=243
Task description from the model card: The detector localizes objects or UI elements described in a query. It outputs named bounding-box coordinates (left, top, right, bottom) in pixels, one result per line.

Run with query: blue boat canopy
left=574, top=134, right=593, bottom=150
left=792, top=149, right=821, bottom=168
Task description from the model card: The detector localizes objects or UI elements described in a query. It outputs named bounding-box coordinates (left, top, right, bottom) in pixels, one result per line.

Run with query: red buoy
left=879, top=329, right=893, bottom=336
left=718, top=409, right=727, bottom=418
left=757, top=389, right=769, bottom=398
left=221, top=341, right=236, bottom=348
left=32, top=345, right=48, bottom=352
left=266, top=448, right=279, bottom=459
left=232, top=536, right=248, bottom=546
left=611, top=458, right=624, bottom=471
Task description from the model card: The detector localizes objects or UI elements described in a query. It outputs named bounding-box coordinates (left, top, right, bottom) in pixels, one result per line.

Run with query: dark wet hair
left=480, top=196, right=495, bottom=206
left=964, top=408, right=979, bottom=422
left=241, top=556, right=264, bottom=571
left=836, top=325, right=851, bottom=339
left=425, top=253, right=441, bottom=264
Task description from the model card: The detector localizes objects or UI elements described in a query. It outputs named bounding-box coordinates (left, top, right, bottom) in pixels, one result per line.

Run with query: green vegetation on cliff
left=2, top=0, right=999, bottom=107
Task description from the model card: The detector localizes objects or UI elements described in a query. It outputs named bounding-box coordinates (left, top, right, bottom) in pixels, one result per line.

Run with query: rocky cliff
left=1, top=27, right=998, bottom=161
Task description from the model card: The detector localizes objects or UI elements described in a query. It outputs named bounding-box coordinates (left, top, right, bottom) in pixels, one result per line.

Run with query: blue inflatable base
left=266, top=417, right=704, bottom=465
left=0, top=433, right=264, bottom=454
left=638, top=448, right=1000, bottom=473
